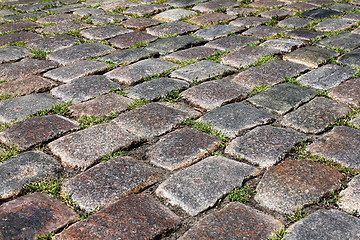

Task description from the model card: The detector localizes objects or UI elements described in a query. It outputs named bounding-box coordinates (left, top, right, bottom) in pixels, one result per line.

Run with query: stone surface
left=148, top=127, right=221, bottom=170
left=343, top=13, right=360, bottom=21
left=50, top=75, right=119, bottom=104
left=146, top=20, right=199, bottom=37
left=48, top=122, right=140, bottom=169
left=0, top=32, right=42, bottom=46
left=36, top=14, right=80, bottom=24
left=166, top=0, right=208, bottom=8
left=0, top=192, right=78, bottom=240
left=242, top=25, right=287, bottom=38
left=314, top=19, right=357, bottom=32
left=189, top=12, right=234, bottom=26
left=99, top=48, right=157, bottom=65
left=16, top=2, right=61, bottom=12
left=302, top=9, right=342, bottom=20
left=27, top=34, right=80, bottom=52
left=37, top=21, right=91, bottom=35
left=193, top=0, right=239, bottom=12
left=204, top=35, right=259, bottom=51
left=260, top=39, right=304, bottom=53
left=315, top=32, right=360, bottom=51
left=122, top=17, right=162, bottom=30
left=0, top=21, right=40, bottom=34
left=164, top=46, right=218, bottom=61
left=154, top=8, right=196, bottom=22
left=45, top=4, right=84, bottom=14
left=194, top=25, right=242, bottom=40
left=339, top=174, right=360, bottom=214
left=226, top=7, right=257, bottom=16
left=351, top=115, right=360, bottom=126
left=278, top=17, right=311, bottom=29
left=88, top=14, right=128, bottom=25
left=179, top=202, right=283, bottom=240
left=255, top=159, right=344, bottom=214
left=0, top=46, right=31, bottom=63
left=56, top=194, right=181, bottom=240
left=81, top=25, right=132, bottom=40
left=249, top=0, right=285, bottom=9
left=3, top=12, right=46, bottom=22
left=108, top=31, right=157, bottom=49
left=0, top=152, right=62, bottom=199
left=156, top=156, right=259, bottom=216
left=230, top=17, right=268, bottom=28
left=329, top=78, right=360, bottom=106
left=286, top=28, right=325, bottom=41
left=73, top=7, right=106, bottom=17
left=260, top=9, right=293, bottom=19
left=124, top=4, right=169, bottom=17
left=338, top=49, right=360, bottom=68
left=281, top=97, right=351, bottom=134
left=329, top=3, right=358, bottom=12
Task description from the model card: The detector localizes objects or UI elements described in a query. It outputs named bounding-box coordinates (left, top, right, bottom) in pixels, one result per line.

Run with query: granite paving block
left=48, top=122, right=140, bottom=169
left=124, top=4, right=169, bottom=16
left=0, top=93, right=62, bottom=123
left=50, top=75, right=119, bottom=104
left=0, top=46, right=31, bottom=63
left=47, top=43, right=115, bottom=66
left=37, top=21, right=92, bottom=35
left=44, top=60, right=109, bottom=83
left=0, top=152, right=62, bottom=199
left=230, top=17, right=268, bottom=28
left=89, top=14, right=128, bottom=25
left=302, top=9, right=342, bottom=19
left=352, top=27, right=360, bottom=34
left=307, top=126, right=360, bottom=169
left=284, top=210, right=360, bottom=240
left=148, top=127, right=221, bottom=170
left=164, top=46, right=218, bottom=61
left=154, top=8, right=196, bottom=22
left=314, top=18, right=357, bottom=32
left=278, top=17, right=311, bottom=29
left=260, top=39, right=304, bottom=53
left=204, top=35, right=259, bottom=51
left=183, top=78, right=249, bottom=110
left=283, top=2, right=318, bottom=11
left=62, top=156, right=160, bottom=211
left=281, top=97, right=351, bottom=134
left=98, top=1, right=138, bottom=11
left=328, top=3, right=357, bottom=12
left=105, top=59, right=178, bottom=85
left=0, top=32, right=42, bottom=46
left=27, top=34, right=80, bottom=52
left=283, top=46, right=339, bottom=68
left=81, top=25, right=132, bottom=40
left=145, top=35, right=206, bottom=55
left=255, top=159, right=344, bottom=214
left=286, top=28, right=325, bottom=41
left=249, top=0, right=285, bottom=9
left=260, top=9, right=293, bottom=19
left=226, top=7, right=257, bottom=16
left=126, top=78, right=189, bottom=101
left=329, top=78, right=360, bottom=106
left=343, top=13, right=360, bottom=21
left=170, top=60, right=237, bottom=83
left=100, top=48, right=156, bottom=65
left=0, top=192, right=78, bottom=240
left=166, top=0, right=207, bottom=8
left=193, top=0, right=239, bottom=12
left=179, top=202, right=283, bottom=240
left=45, top=4, right=84, bottom=14
left=3, top=12, right=46, bottom=22
left=315, top=32, right=360, bottom=51
left=36, top=14, right=80, bottom=24
left=189, top=12, right=235, bottom=26
left=0, top=115, right=80, bottom=150
left=339, top=174, right=360, bottom=213
left=16, top=2, right=61, bottom=12
left=225, top=126, right=307, bottom=168
left=351, top=115, right=360, bottom=126
left=108, top=31, right=157, bottom=49
left=194, top=25, right=242, bottom=40
left=339, top=49, right=360, bottom=68
left=147, top=20, right=199, bottom=37
left=73, top=7, right=106, bottom=17
left=0, top=21, right=41, bottom=34
left=56, top=194, right=180, bottom=240
left=113, top=102, right=199, bottom=139
left=0, top=9, right=17, bottom=17
left=198, top=102, right=274, bottom=138
left=242, top=25, right=287, bottom=38
left=122, top=17, right=162, bottom=30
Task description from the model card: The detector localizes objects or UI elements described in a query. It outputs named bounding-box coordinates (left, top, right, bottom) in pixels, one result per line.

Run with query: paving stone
left=48, top=122, right=139, bottom=169
left=100, top=48, right=157, bottom=65
left=339, top=174, right=360, bottom=214
left=302, top=9, right=342, bottom=19
left=145, top=35, right=206, bottom=55
left=183, top=78, right=250, bottom=110
left=354, top=0, right=360, bottom=5
left=255, top=159, right=344, bottom=214
left=193, top=0, right=239, bottom=12
left=47, top=43, right=115, bottom=66
left=51, top=75, right=119, bottom=104
left=352, top=27, right=360, bottom=34
left=284, top=209, right=360, bottom=240
left=281, top=97, right=351, bottom=134
left=108, top=31, right=158, bottom=49
left=122, top=17, right=162, bottom=30
left=146, top=20, right=199, bottom=37
left=189, top=12, right=235, bottom=26
left=37, top=21, right=92, bottom=35
left=56, top=194, right=180, bottom=240
left=105, top=59, right=178, bottom=85
left=46, top=4, right=85, bottom=14
left=221, top=47, right=279, bottom=69
left=88, top=14, right=128, bottom=25
left=225, top=126, right=307, bottom=168
left=0, top=115, right=80, bottom=150
left=170, top=60, right=237, bottom=83
left=73, top=7, right=106, bottom=17
left=0, top=93, right=62, bottom=123
left=229, top=17, right=268, bottom=28
left=27, top=34, right=80, bottom=52
left=113, top=102, right=199, bottom=139
left=154, top=8, right=196, bottom=22
left=179, top=202, right=284, bottom=240
left=283, top=2, right=318, bottom=11
left=315, top=32, right=360, bottom=51
left=157, top=156, right=258, bottom=215
left=36, top=13, right=80, bottom=24
left=283, top=46, right=339, bottom=68
left=314, top=18, right=357, bottom=32
left=329, top=77, right=360, bottom=106
left=0, top=9, right=17, bottom=17
left=259, top=9, right=293, bottom=19
left=249, top=0, right=285, bottom=9
left=278, top=17, right=311, bottom=28
left=350, top=115, right=360, bottom=126
left=260, top=39, right=304, bottom=53
left=0, top=32, right=42, bottom=46
left=166, top=0, right=208, bottom=8
left=148, top=128, right=221, bottom=170
left=328, top=3, right=357, bottom=12
left=0, top=21, right=41, bottom=34
left=3, top=12, right=46, bottom=22
left=226, top=7, right=257, bottom=16
left=307, top=0, right=334, bottom=6
left=0, top=152, right=62, bottom=199
left=194, top=25, right=242, bottom=40
left=44, top=60, right=109, bottom=83
left=0, top=192, right=78, bottom=239
left=286, top=28, right=325, bottom=41
left=16, top=2, right=61, bottom=12
left=204, top=35, right=259, bottom=51
left=164, top=46, right=218, bottom=61
left=343, top=13, right=360, bottom=21
left=127, top=78, right=189, bottom=101
left=124, top=4, right=169, bottom=17
left=242, top=25, right=287, bottom=38
left=80, top=25, right=132, bottom=40
left=0, top=46, right=31, bottom=63
left=233, top=60, right=309, bottom=89
left=98, top=1, right=139, bottom=11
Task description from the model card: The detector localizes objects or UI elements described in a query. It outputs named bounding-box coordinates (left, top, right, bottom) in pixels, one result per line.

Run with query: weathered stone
left=242, top=25, right=287, bottom=38
left=283, top=2, right=318, bottom=11
left=343, top=13, right=360, bottom=21
left=0, top=46, right=31, bottom=63
left=100, top=48, right=156, bottom=65
left=255, top=159, right=344, bottom=214
left=166, top=0, right=208, bottom=8
left=0, top=152, right=62, bottom=199
left=226, top=7, right=257, bottom=16
left=249, top=0, right=285, bottom=9
left=328, top=3, right=357, bottom=12
left=45, top=4, right=84, bottom=14
left=281, top=97, right=351, bottom=134
left=193, top=0, right=239, bottom=12
left=329, top=78, right=360, bottom=106
left=147, top=20, right=199, bottom=37
left=314, top=18, right=357, bottom=32
left=0, top=21, right=40, bottom=34
left=27, top=34, right=80, bottom=52
left=108, top=31, right=157, bottom=49
left=51, top=75, right=119, bottom=104
left=307, top=0, right=334, bottom=6
left=352, top=27, right=360, bottom=34
left=205, top=35, right=259, bottom=51
left=124, top=4, right=169, bottom=17
left=315, top=32, right=360, bottom=51
left=302, top=9, right=342, bottom=19
left=154, top=8, right=196, bottom=22
left=0, top=32, right=42, bottom=46
left=16, top=2, right=61, bottom=12
left=0, top=9, right=17, bottom=17
left=36, top=14, right=80, bottom=24
left=286, top=28, right=325, bottom=41
left=56, top=194, right=180, bottom=240
left=351, top=115, right=360, bottom=126
left=339, top=49, right=360, bottom=69
left=278, top=17, right=311, bottom=28
left=148, top=127, right=221, bottom=170
left=0, top=192, right=78, bottom=239
left=260, top=39, right=304, bottom=53
left=81, top=25, right=132, bottom=40
left=73, top=7, right=106, bottom=17
left=164, top=46, right=218, bottom=61
left=230, top=17, right=268, bottom=28
left=122, top=17, right=162, bottom=30
left=189, top=12, right=234, bottom=26
left=37, top=21, right=92, bottom=35
left=88, top=14, right=128, bottom=25
left=260, top=9, right=293, bottom=19
left=98, top=1, right=139, bottom=11
left=3, top=12, right=46, bottom=22
left=339, top=174, right=360, bottom=214
left=179, top=202, right=284, bottom=240
left=194, top=25, right=242, bottom=40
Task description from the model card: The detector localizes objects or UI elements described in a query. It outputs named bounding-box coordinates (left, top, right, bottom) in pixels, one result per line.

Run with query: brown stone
left=329, top=78, right=360, bottom=107
left=122, top=17, right=162, bottom=30
left=189, top=12, right=235, bottom=26
left=0, top=32, right=42, bottom=46
left=108, top=30, right=157, bottom=49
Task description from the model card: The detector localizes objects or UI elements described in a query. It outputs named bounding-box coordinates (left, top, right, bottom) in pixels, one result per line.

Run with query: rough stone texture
left=286, top=28, right=325, bottom=41
left=148, top=127, right=221, bottom=170
left=315, top=32, right=360, bottom=51
left=122, top=17, right=162, bottom=30
left=339, top=174, right=360, bottom=214
left=0, top=46, right=31, bottom=63
left=204, top=35, right=259, bottom=51
left=284, top=209, right=360, bottom=240
left=249, top=0, right=285, bottom=9
left=0, top=115, right=80, bottom=150
left=278, top=17, right=310, bottom=28
left=329, top=78, right=360, bottom=107
left=193, top=0, right=239, bottom=12
left=48, top=123, right=140, bottom=170
left=73, top=7, right=106, bottom=17
left=230, top=17, right=268, bottom=28
left=307, top=126, right=360, bottom=169
left=179, top=202, right=284, bottom=240
left=126, top=78, right=189, bottom=101
left=170, top=60, right=237, bottom=83
left=302, top=9, right=342, bottom=20
left=260, top=9, right=293, bottom=19
left=0, top=32, right=42, bottom=46
left=260, top=39, right=304, bottom=53
left=226, top=7, right=257, bottom=16
left=37, top=21, right=92, bottom=35
left=113, top=102, right=199, bottom=139
left=0, top=21, right=40, bottom=34
left=281, top=97, right=351, bottom=134
left=99, top=48, right=157, bottom=65
left=225, top=126, right=307, bottom=168
left=242, top=25, right=287, bottom=39
left=50, top=75, right=119, bottom=104
left=314, top=19, right=357, bottom=32
left=70, top=93, right=133, bottom=118
left=27, top=34, right=80, bottom=52
left=198, top=102, right=274, bottom=138
left=0, top=152, right=62, bottom=199
left=108, top=31, right=157, bottom=49
left=0, top=93, right=62, bottom=123
left=183, top=78, right=250, bottom=111
left=164, top=46, right=218, bottom=61
left=194, top=25, right=242, bottom=40
left=154, top=9, right=196, bottom=22
left=88, top=14, right=128, bottom=25
left=16, top=2, right=61, bottom=12
left=62, top=156, right=160, bottom=211
left=45, top=4, right=84, bottom=14
left=156, top=156, right=259, bottom=216
left=166, top=0, right=208, bottom=8
left=146, top=20, right=199, bottom=37
left=0, top=192, right=78, bottom=240
left=255, top=159, right=344, bottom=214
left=3, top=12, right=46, bottom=22
left=338, top=49, right=360, bottom=68
left=351, top=115, right=360, bottom=126
left=343, top=13, right=360, bottom=21
left=56, top=194, right=180, bottom=240
left=105, top=59, right=178, bottom=85
left=124, top=4, right=169, bottom=17
left=36, top=14, right=80, bottom=24
left=329, top=3, right=358, bottom=12
left=81, top=25, right=132, bottom=40
left=189, top=12, right=234, bottom=26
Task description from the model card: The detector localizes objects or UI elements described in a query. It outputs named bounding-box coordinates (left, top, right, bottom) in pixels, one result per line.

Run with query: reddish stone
left=122, top=17, right=162, bottom=30
left=329, top=78, right=360, bottom=107
left=0, top=32, right=42, bottom=46
left=108, top=31, right=157, bottom=49
left=189, top=12, right=235, bottom=26
left=0, top=21, right=41, bottom=34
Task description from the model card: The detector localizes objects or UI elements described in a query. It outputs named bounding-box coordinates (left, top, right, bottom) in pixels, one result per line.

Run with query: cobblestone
left=108, top=31, right=157, bottom=49
left=315, top=32, right=360, bottom=51
left=27, top=34, right=80, bottom=52
left=329, top=77, right=360, bottom=106
left=204, top=35, right=259, bottom=51
left=338, top=49, right=360, bottom=68
left=0, top=46, right=31, bottom=63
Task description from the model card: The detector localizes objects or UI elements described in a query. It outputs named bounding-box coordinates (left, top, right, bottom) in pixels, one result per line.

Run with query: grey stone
left=0, top=9, right=17, bottom=17
left=36, top=14, right=80, bottom=24
left=278, top=17, right=311, bottom=28
left=204, top=35, right=259, bottom=51
left=329, top=77, right=360, bottom=107
left=166, top=0, right=207, bottom=8
left=16, top=2, right=61, bottom=12
left=260, top=39, right=305, bottom=53
left=314, top=18, right=357, bottom=32
left=88, top=14, right=128, bottom=25
left=259, top=9, right=293, bottom=19
left=0, top=21, right=41, bottom=34
left=154, top=9, right=196, bottom=22
left=328, top=3, right=357, bottom=12
left=164, top=46, right=219, bottom=61
left=37, top=21, right=92, bottom=35
left=0, top=46, right=31, bottom=63
left=50, top=75, right=119, bottom=104
left=302, top=9, right=342, bottom=19
left=0, top=152, right=62, bottom=200
left=194, top=25, right=242, bottom=40
left=146, top=20, right=199, bottom=37
left=0, top=32, right=42, bottom=47
left=27, top=34, right=80, bottom=52
left=109, top=31, right=158, bottom=49
left=226, top=7, right=257, bottom=16
left=281, top=97, right=351, bottom=134
left=286, top=28, right=325, bottom=41
left=343, top=13, right=360, bottom=21
left=122, top=17, right=162, bottom=30
left=242, top=25, right=287, bottom=38
left=156, top=156, right=259, bottom=216
left=230, top=17, right=268, bottom=28
left=45, top=4, right=84, bottom=14
left=192, top=0, right=239, bottom=12
left=315, top=32, right=360, bottom=51
left=351, top=115, right=360, bottom=126
left=3, top=12, right=46, bottom=22
left=352, top=27, right=360, bottom=34
left=188, top=12, right=235, bottom=26
left=124, top=4, right=169, bottom=17
left=73, top=7, right=106, bottom=17
left=99, top=48, right=157, bottom=65
left=249, top=0, right=285, bottom=9
left=339, top=174, right=360, bottom=214
left=81, top=25, right=132, bottom=40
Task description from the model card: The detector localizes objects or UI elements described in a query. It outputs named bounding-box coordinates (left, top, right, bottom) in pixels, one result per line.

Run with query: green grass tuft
left=31, top=48, right=51, bottom=59
left=24, top=178, right=62, bottom=196
left=228, top=186, right=256, bottom=202
left=287, top=208, right=308, bottom=223
left=102, top=149, right=128, bottom=162
left=247, top=84, right=271, bottom=96
left=128, top=98, right=148, bottom=109
left=184, top=119, right=229, bottom=142
left=35, top=101, right=73, bottom=117
left=77, top=115, right=111, bottom=129
left=206, top=50, right=231, bottom=63
left=160, top=89, right=183, bottom=103
left=0, top=145, right=19, bottom=162
left=268, top=227, right=289, bottom=240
